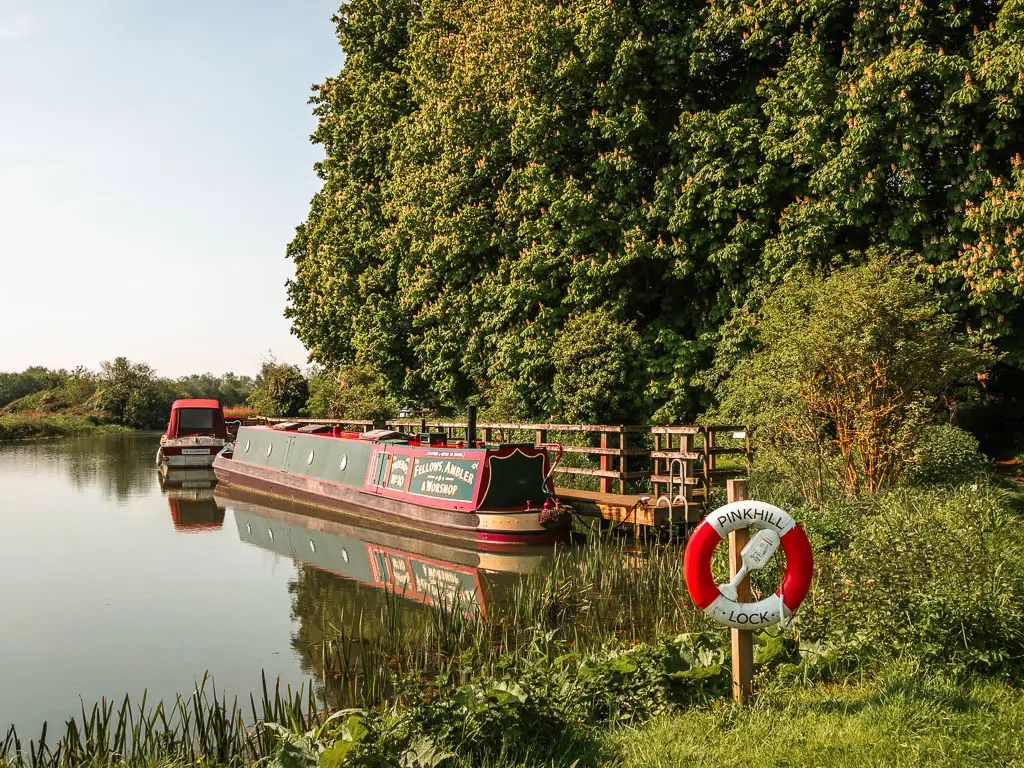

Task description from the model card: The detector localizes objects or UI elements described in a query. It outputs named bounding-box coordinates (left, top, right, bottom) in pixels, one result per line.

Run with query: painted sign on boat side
left=409, top=457, right=480, bottom=502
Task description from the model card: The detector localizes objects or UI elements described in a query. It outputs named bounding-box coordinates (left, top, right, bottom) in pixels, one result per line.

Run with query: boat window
left=179, top=408, right=215, bottom=430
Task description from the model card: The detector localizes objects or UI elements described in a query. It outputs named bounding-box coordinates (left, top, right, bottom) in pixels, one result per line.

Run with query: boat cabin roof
left=171, top=399, right=222, bottom=411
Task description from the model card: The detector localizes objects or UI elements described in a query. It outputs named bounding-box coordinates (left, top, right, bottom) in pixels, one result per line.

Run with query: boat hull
left=212, top=453, right=570, bottom=548
left=157, top=437, right=227, bottom=467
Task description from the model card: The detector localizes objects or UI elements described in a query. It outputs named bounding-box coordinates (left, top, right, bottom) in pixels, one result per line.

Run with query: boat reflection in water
left=215, top=485, right=553, bottom=618
left=157, top=466, right=225, bottom=532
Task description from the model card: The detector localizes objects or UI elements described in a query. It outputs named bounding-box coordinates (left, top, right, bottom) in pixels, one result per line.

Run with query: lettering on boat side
left=388, top=457, right=410, bottom=490
left=408, top=458, right=479, bottom=501
left=425, top=450, right=466, bottom=458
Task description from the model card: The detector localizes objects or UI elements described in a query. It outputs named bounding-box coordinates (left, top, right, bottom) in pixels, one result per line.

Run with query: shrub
left=798, top=484, right=1024, bottom=678
left=94, top=357, right=175, bottom=429
left=718, top=253, right=992, bottom=500
left=551, top=311, right=647, bottom=424
left=305, top=364, right=397, bottom=422
left=904, top=424, right=988, bottom=486
left=248, top=361, right=309, bottom=418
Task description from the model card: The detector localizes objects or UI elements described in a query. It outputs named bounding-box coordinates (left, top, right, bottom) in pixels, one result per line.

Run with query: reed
left=0, top=673, right=323, bottom=768
left=305, top=532, right=710, bottom=710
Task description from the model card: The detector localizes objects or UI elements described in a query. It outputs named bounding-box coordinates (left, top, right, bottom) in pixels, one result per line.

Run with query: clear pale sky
left=0, top=1, right=343, bottom=377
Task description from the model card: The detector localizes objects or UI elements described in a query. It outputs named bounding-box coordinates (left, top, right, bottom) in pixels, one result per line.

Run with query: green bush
left=304, top=364, right=397, bottom=422
left=248, top=361, right=309, bottom=418
left=904, top=424, right=988, bottom=486
left=718, top=255, right=990, bottom=500
left=798, top=484, right=1024, bottom=678
left=550, top=312, right=647, bottom=424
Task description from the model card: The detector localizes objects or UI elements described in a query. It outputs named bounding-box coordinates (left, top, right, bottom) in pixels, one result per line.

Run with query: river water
left=0, top=433, right=548, bottom=736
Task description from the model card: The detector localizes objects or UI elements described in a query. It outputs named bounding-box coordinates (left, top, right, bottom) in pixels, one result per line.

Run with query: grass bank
left=3, top=667, right=1020, bottom=767
left=0, top=412, right=129, bottom=441
left=614, top=668, right=1024, bottom=768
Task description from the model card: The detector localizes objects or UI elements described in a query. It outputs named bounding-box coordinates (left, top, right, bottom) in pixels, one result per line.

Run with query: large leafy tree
left=288, top=0, right=1024, bottom=422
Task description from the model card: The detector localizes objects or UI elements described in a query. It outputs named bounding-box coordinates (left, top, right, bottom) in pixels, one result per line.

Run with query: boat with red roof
left=212, top=413, right=572, bottom=547
left=156, top=399, right=229, bottom=467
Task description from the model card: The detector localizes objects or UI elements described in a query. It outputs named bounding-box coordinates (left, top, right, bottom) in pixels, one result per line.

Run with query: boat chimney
left=466, top=405, right=477, bottom=445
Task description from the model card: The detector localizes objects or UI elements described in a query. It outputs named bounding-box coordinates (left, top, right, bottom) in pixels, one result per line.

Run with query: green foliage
left=550, top=312, right=647, bottom=424
left=95, top=357, right=177, bottom=430
left=0, top=413, right=126, bottom=441
left=249, top=361, right=309, bottom=418
left=904, top=424, right=988, bottom=486
left=796, top=484, right=1024, bottom=678
left=0, top=363, right=259, bottom=438
left=0, top=367, right=73, bottom=409
left=288, top=0, right=1024, bottom=419
left=718, top=256, right=990, bottom=498
left=615, top=671, right=1024, bottom=768
left=174, top=372, right=254, bottom=406
left=305, top=364, right=397, bottom=422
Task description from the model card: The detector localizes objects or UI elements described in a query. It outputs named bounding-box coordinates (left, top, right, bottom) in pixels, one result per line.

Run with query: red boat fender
left=683, top=500, right=812, bottom=630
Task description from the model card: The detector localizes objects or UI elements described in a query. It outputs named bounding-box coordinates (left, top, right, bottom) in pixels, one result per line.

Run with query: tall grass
left=305, top=533, right=710, bottom=709
left=0, top=674, right=318, bottom=768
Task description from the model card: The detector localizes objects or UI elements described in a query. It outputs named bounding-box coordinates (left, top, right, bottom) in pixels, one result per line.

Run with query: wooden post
left=728, top=478, right=754, bottom=704
left=536, top=428, right=547, bottom=446
left=653, top=431, right=662, bottom=499
left=618, top=431, right=627, bottom=495
left=600, top=432, right=611, bottom=494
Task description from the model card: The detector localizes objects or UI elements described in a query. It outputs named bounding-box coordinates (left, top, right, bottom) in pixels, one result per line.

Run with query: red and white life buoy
left=683, top=500, right=813, bottom=630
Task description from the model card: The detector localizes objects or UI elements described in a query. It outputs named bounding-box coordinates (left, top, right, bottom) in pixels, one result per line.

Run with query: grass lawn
left=610, top=671, right=1024, bottom=768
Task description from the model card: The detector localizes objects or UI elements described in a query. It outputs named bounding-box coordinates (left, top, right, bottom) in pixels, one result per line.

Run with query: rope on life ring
left=683, top=500, right=813, bottom=630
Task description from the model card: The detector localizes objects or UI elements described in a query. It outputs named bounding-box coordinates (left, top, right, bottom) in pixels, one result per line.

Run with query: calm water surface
left=0, top=433, right=545, bottom=735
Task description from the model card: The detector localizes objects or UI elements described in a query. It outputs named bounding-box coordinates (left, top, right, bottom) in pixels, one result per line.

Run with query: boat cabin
left=165, top=399, right=227, bottom=441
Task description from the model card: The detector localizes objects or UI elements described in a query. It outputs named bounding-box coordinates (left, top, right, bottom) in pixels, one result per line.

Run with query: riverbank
left=0, top=412, right=129, bottom=442
left=2, top=448, right=1022, bottom=766
left=2, top=663, right=1021, bottom=767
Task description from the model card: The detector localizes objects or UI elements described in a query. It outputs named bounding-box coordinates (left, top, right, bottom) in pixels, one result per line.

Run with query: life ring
left=683, top=500, right=813, bottom=630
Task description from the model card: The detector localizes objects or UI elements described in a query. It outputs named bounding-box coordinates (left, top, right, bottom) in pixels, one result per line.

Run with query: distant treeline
left=0, top=360, right=255, bottom=431
left=287, top=0, right=1024, bottom=426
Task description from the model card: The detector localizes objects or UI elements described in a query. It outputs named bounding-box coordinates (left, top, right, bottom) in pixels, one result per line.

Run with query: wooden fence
left=254, top=416, right=751, bottom=503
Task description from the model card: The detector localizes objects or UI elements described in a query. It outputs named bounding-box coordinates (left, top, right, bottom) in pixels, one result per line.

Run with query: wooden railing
left=255, top=417, right=752, bottom=500
left=650, top=425, right=752, bottom=504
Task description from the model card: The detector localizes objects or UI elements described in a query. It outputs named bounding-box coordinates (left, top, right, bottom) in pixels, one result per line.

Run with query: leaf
left=319, top=740, right=355, bottom=768
left=400, top=736, right=455, bottom=768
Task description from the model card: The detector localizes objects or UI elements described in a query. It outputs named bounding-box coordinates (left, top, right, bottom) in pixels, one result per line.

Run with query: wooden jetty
left=250, top=417, right=753, bottom=533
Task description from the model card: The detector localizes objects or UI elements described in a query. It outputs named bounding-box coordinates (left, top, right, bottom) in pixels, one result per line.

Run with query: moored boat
left=156, top=399, right=228, bottom=467
left=212, top=419, right=572, bottom=547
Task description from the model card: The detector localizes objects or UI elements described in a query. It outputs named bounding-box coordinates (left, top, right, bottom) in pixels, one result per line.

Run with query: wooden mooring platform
left=254, top=417, right=752, bottom=533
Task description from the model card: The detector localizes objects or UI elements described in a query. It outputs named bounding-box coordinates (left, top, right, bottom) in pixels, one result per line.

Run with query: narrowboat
left=218, top=484, right=551, bottom=616
left=212, top=418, right=572, bottom=546
left=156, top=399, right=228, bottom=467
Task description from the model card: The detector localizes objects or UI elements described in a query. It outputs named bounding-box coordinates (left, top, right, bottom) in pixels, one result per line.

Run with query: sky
left=0, top=0, right=343, bottom=377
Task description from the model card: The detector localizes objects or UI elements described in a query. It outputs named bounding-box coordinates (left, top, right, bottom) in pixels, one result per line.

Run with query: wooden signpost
left=727, top=478, right=754, bottom=703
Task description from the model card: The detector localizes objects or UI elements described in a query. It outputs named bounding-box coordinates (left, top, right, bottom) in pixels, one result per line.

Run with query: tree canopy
left=287, top=0, right=1024, bottom=422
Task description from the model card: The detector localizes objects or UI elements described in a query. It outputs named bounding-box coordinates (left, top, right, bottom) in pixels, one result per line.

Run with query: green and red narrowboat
left=212, top=422, right=572, bottom=547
